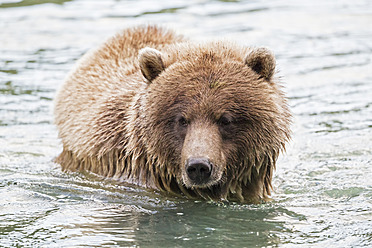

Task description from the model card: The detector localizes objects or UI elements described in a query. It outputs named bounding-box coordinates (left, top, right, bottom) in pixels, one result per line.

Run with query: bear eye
left=218, top=115, right=233, bottom=127
left=177, top=116, right=188, bottom=127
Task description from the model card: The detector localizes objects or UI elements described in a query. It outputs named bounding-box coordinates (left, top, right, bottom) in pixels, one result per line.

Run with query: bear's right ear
left=138, top=47, right=165, bottom=83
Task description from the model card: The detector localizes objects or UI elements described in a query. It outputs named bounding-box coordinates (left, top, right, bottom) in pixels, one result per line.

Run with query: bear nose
left=186, top=157, right=212, bottom=185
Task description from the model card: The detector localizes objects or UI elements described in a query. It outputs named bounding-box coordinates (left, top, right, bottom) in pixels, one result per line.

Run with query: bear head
left=129, top=43, right=291, bottom=201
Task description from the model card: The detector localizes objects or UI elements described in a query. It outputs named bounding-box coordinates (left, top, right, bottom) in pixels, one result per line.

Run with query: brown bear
left=54, top=25, right=291, bottom=203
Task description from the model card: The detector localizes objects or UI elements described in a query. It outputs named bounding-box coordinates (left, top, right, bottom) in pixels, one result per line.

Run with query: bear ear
left=245, top=48, right=276, bottom=81
left=138, top=47, right=165, bottom=83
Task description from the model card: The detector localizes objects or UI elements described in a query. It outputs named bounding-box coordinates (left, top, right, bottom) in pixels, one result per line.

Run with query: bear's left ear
left=245, top=48, right=276, bottom=81
left=138, top=47, right=165, bottom=83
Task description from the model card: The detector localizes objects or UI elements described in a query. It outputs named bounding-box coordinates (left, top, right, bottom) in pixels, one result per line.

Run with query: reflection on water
left=0, top=0, right=371, bottom=247
left=1, top=170, right=299, bottom=247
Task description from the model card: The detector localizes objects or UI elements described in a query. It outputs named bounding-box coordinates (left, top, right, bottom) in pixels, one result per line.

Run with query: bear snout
left=185, top=157, right=213, bottom=185
left=180, top=121, right=224, bottom=188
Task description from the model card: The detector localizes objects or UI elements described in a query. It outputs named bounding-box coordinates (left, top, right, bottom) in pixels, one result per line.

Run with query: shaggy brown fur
left=54, top=25, right=291, bottom=203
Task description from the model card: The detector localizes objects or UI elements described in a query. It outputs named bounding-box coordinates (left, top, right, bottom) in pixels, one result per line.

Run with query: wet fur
left=54, top=26, right=291, bottom=203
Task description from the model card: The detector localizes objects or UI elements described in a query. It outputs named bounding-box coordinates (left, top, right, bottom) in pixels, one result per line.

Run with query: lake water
left=0, top=0, right=371, bottom=247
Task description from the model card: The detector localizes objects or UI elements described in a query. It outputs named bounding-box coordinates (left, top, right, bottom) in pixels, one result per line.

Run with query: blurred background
left=0, top=0, right=371, bottom=247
